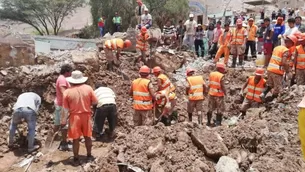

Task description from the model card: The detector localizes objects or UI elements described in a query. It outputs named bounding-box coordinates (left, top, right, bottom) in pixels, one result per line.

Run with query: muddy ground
left=0, top=50, right=304, bottom=172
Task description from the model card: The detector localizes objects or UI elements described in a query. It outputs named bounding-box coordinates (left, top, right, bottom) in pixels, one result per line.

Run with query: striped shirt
left=94, top=87, right=116, bottom=108
left=163, top=25, right=176, bottom=35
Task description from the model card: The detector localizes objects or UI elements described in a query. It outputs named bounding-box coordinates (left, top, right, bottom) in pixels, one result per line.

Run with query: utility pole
left=221, top=0, right=232, bottom=26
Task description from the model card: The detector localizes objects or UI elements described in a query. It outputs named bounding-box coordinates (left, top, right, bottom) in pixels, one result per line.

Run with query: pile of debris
left=0, top=47, right=304, bottom=172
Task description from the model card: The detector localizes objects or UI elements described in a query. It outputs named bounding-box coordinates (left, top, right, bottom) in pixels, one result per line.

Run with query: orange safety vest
left=186, top=76, right=204, bottom=100
left=136, top=33, right=149, bottom=51
left=218, top=30, right=232, bottom=46
left=296, top=45, right=305, bottom=69
left=231, top=28, right=246, bottom=45
left=247, top=25, right=258, bottom=41
left=132, top=78, right=153, bottom=110
left=245, top=76, right=266, bottom=103
left=104, top=38, right=124, bottom=50
left=157, top=74, right=175, bottom=92
left=208, top=71, right=225, bottom=97
left=155, top=90, right=176, bottom=106
left=267, top=46, right=289, bottom=75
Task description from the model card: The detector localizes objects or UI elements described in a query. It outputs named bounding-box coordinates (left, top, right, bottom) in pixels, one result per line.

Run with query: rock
left=150, top=160, right=165, bottom=172
left=153, top=52, right=184, bottom=73
left=177, top=131, right=189, bottom=143
left=191, top=129, right=228, bottom=160
left=83, top=163, right=99, bottom=172
left=20, top=66, right=31, bottom=74
left=215, top=156, right=240, bottom=172
left=0, top=70, right=7, bottom=76
left=146, top=138, right=164, bottom=159
left=1, top=115, right=11, bottom=123
left=117, top=151, right=125, bottom=163
left=71, top=50, right=99, bottom=72
left=193, top=159, right=210, bottom=172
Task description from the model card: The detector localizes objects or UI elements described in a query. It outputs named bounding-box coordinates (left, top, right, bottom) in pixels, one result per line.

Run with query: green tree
left=0, top=0, right=85, bottom=35
left=88, top=0, right=188, bottom=37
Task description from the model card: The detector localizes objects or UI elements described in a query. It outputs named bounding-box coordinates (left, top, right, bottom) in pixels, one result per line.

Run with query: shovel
left=45, top=117, right=69, bottom=152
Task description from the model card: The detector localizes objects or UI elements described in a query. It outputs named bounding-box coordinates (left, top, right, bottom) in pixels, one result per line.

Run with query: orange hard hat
left=186, top=68, right=195, bottom=76
left=153, top=66, right=161, bottom=73
left=255, top=68, right=264, bottom=76
left=286, top=34, right=298, bottom=45
left=124, top=40, right=132, bottom=48
left=216, top=62, right=225, bottom=69
left=141, top=26, right=147, bottom=33
left=139, top=65, right=150, bottom=74
left=236, top=19, right=242, bottom=25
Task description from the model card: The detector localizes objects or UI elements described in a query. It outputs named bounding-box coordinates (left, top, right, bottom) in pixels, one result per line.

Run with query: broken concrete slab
left=215, top=156, right=240, bottom=172
left=71, top=50, right=99, bottom=72
left=146, top=138, right=164, bottom=159
left=191, top=129, right=228, bottom=160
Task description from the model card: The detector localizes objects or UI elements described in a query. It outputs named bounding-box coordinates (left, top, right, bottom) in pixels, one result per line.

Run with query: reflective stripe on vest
left=187, top=76, right=204, bottom=100
left=297, top=45, right=305, bottom=69
left=245, top=76, right=266, bottom=103
left=158, top=74, right=171, bottom=91
left=105, top=39, right=124, bottom=50
left=231, top=28, right=246, bottom=45
left=132, top=78, right=153, bottom=110
left=267, top=46, right=288, bottom=75
left=208, top=71, right=224, bottom=97
left=136, top=33, right=149, bottom=51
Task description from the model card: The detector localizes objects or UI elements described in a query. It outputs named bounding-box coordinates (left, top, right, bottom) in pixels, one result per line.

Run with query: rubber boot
left=206, top=112, right=212, bottom=126
left=231, top=56, right=237, bottom=68
left=215, top=113, right=223, bottom=126
left=241, top=111, right=246, bottom=120
left=198, top=111, right=203, bottom=125
left=188, top=113, right=193, bottom=122
left=238, top=56, right=243, bottom=66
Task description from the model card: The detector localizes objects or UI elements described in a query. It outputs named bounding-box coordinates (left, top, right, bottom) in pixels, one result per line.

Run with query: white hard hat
left=144, top=8, right=149, bottom=11
left=189, top=14, right=194, bottom=18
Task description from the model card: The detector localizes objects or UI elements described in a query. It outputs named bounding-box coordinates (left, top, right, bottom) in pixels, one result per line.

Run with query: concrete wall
left=34, top=36, right=98, bottom=51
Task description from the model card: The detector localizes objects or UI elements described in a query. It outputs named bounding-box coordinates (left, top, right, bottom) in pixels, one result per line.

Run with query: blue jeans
left=99, top=27, right=104, bottom=37
left=9, top=107, right=37, bottom=150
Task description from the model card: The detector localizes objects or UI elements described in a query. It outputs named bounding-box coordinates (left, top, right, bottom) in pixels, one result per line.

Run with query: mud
left=0, top=49, right=304, bottom=172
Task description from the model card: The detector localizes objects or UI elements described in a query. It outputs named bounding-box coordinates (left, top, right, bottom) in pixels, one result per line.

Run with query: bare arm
left=241, top=80, right=248, bottom=93
left=157, top=78, right=162, bottom=91
left=148, top=82, right=155, bottom=100
left=203, top=83, right=208, bottom=96
left=129, top=85, right=133, bottom=96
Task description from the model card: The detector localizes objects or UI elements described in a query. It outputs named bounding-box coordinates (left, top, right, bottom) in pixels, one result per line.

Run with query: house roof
left=244, top=0, right=272, bottom=6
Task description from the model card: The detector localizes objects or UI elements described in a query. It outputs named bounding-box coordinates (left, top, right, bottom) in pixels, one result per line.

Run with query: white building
left=189, top=0, right=207, bottom=24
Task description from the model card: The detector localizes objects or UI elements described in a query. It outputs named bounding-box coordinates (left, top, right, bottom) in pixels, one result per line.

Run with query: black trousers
left=195, top=40, right=204, bottom=57
left=93, top=104, right=117, bottom=134
left=209, top=42, right=218, bottom=58
left=245, top=41, right=256, bottom=58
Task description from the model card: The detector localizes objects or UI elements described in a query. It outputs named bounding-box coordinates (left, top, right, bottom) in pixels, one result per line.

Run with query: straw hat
left=66, top=70, right=88, bottom=84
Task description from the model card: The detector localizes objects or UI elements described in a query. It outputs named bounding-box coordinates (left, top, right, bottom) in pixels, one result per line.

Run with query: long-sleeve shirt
left=195, top=30, right=205, bottom=40
left=13, top=92, right=41, bottom=114
left=273, top=24, right=285, bottom=42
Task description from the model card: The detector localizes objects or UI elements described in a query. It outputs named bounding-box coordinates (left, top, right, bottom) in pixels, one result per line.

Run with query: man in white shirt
left=93, top=82, right=117, bottom=139
left=8, top=92, right=41, bottom=153
left=282, top=18, right=299, bottom=45
left=183, top=13, right=197, bottom=49
left=139, top=8, right=152, bottom=29
left=135, top=0, right=147, bottom=25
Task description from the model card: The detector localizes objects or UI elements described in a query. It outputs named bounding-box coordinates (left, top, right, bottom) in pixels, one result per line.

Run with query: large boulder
left=191, top=129, right=229, bottom=160
left=152, top=52, right=185, bottom=73
left=71, top=50, right=99, bottom=72
left=215, top=156, right=240, bottom=172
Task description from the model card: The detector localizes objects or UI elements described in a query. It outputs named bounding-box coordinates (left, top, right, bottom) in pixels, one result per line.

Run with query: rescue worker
left=130, top=65, right=155, bottom=126
left=154, top=89, right=177, bottom=126
left=135, top=26, right=150, bottom=64
left=245, top=18, right=258, bottom=60
left=214, top=23, right=232, bottom=66
left=239, top=68, right=266, bottom=119
left=294, top=33, right=305, bottom=85
left=152, top=66, right=175, bottom=92
left=104, top=38, right=132, bottom=71
left=260, top=35, right=297, bottom=101
left=186, top=68, right=207, bottom=125
left=230, top=19, right=248, bottom=68
left=207, top=63, right=227, bottom=126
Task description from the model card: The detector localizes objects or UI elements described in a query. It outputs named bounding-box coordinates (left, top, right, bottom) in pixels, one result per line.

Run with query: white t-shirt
left=141, top=14, right=152, bottom=25
left=184, top=20, right=197, bottom=36
left=94, top=87, right=116, bottom=108
left=284, top=26, right=298, bottom=36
